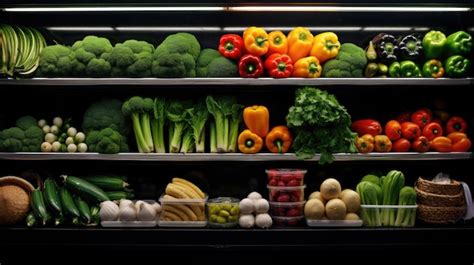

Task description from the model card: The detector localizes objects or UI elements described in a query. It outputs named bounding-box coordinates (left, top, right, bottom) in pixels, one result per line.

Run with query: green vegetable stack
left=286, top=87, right=357, bottom=164
left=357, top=170, right=417, bottom=227
left=72, top=35, right=113, bottom=77
left=322, top=43, right=368, bottom=77
left=0, top=116, right=44, bottom=152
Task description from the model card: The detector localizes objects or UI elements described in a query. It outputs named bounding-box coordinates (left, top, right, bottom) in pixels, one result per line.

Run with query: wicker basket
left=417, top=204, right=466, bottom=224
left=416, top=177, right=462, bottom=195
left=415, top=187, right=465, bottom=207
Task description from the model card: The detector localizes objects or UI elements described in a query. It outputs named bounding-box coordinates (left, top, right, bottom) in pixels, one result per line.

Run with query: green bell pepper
left=445, top=31, right=472, bottom=56
left=422, top=30, right=447, bottom=59
left=389, top=61, right=422, bottom=78
left=445, top=55, right=471, bottom=77
left=422, top=60, right=444, bottom=78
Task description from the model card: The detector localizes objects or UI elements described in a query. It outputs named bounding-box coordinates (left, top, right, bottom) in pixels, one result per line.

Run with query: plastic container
left=267, top=185, right=306, bottom=202
left=207, top=197, right=240, bottom=228
left=272, top=215, right=304, bottom=227
left=306, top=219, right=363, bottom=227
left=158, top=194, right=208, bottom=227
left=269, top=201, right=306, bottom=217
left=360, top=205, right=418, bottom=227
left=266, top=169, right=307, bottom=187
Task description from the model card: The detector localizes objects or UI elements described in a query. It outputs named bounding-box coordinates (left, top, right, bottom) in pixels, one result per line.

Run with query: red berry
left=268, top=179, right=278, bottom=186
left=281, top=174, right=295, bottom=182
left=287, top=208, right=300, bottom=217
left=277, top=181, right=286, bottom=187
left=277, top=194, right=290, bottom=202
left=287, top=180, right=300, bottom=186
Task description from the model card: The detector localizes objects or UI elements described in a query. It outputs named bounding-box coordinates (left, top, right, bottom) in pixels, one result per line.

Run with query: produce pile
left=39, top=117, right=87, bottom=153
left=238, top=192, right=273, bottom=228
left=353, top=109, right=471, bottom=153
left=27, top=175, right=134, bottom=227
left=356, top=170, right=417, bottom=227
left=364, top=31, right=472, bottom=78
left=100, top=200, right=161, bottom=222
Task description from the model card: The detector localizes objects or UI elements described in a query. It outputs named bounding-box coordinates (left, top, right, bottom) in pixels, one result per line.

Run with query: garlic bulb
left=254, top=199, right=269, bottom=214
left=247, top=192, right=262, bottom=201
left=239, top=214, right=255, bottom=228
left=99, top=201, right=119, bottom=221
left=119, top=205, right=137, bottom=221
left=137, top=202, right=157, bottom=221
left=152, top=202, right=162, bottom=214
left=119, top=199, right=133, bottom=209
left=239, top=198, right=255, bottom=215
left=255, top=213, right=272, bottom=228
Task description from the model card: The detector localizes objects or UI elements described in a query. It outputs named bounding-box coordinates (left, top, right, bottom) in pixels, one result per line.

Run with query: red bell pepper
left=385, top=120, right=402, bottom=141
left=446, top=116, right=467, bottom=134
left=351, top=119, right=382, bottom=137
left=392, top=138, right=411, bottom=152
left=401, top=122, right=421, bottom=140
left=410, top=108, right=432, bottom=128
left=412, top=136, right=430, bottom=153
left=218, top=34, right=244, bottom=60
left=447, top=132, right=472, bottom=152
left=238, top=54, right=264, bottom=78
left=264, top=53, right=293, bottom=78
left=422, top=122, right=443, bottom=140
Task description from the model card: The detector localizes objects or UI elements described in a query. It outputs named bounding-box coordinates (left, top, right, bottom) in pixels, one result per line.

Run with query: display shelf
left=1, top=227, right=473, bottom=249
left=0, top=152, right=470, bottom=161
left=0, top=78, right=472, bottom=86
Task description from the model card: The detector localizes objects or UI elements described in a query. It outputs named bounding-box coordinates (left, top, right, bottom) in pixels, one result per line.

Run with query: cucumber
left=26, top=212, right=37, bottom=227
left=106, top=191, right=135, bottom=200
left=62, top=175, right=109, bottom=203
left=30, top=189, right=51, bottom=225
left=43, top=178, right=63, bottom=215
left=90, top=206, right=100, bottom=226
left=74, top=196, right=91, bottom=224
left=54, top=215, right=64, bottom=226
left=81, top=176, right=129, bottom=191
left=59, top=187, right=80, bottom=224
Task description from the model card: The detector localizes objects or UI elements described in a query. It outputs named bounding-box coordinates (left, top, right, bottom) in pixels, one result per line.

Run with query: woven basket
left=417, top=204, right=466, bottom=224
left=416, top=177, right=462, bottom=195
left=415, top=187, right=465, bottom=207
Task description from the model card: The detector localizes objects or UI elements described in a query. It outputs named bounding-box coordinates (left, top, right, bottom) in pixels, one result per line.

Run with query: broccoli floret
left=71, top=36, right=113, bottom=77
left=16, top=116, right=38, bottom=130
left=322, top=43, right=367, bottom=78
left=152, top=32, right=201, bottom=78
left=82, top=99, right=130, bottom=136
left=85, top=128, right=128, bottom=154
left=22, top=127, right=43, bottom=152
left=208, top=57, right=238, bottom=77
left=107, top=40, right=154, bottom=77
left=0, top=126, right=43, bottom=152
left=196, top=49, right=221, bottom=77
left=37, top=45, right=76, bottom=77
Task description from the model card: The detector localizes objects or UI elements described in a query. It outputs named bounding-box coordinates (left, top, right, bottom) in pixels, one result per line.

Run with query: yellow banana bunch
left=160, top=178, right=206, bottom=222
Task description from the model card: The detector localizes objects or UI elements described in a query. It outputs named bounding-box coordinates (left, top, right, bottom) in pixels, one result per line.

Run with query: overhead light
left=3, top=7, right=225, bottom=12
left=363, top=27, right=412, bottom=31
left=115, top=27, right=221, bottom=32
left=223, top=26, right=362, bottom=32
left=229, top=6, right=471, bottom=12
left=47, top=27, right=115, bottom=31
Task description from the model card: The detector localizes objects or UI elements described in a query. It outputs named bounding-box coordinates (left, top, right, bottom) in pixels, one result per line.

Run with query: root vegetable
left=53, top=117, right=63, bottom=127
left=67, top=143, right=77, bottom=153
left=340, top=189, right=360, bottom=213
left=247, top=191, right=262, bottom=200
left=50, top=125, right=59, bottom=135
left=304, top=198, right=325, bottom=220
left=51, top=141, right=61, bottom=152
left=44, top=133, right=57, bottom=143
left=308, top=191, right=325, bottom=203
left=38, top=119, right=47, bottom=128
left=75, top=132, right=86, bottom=143
left=65, top=137, right=74, bottom=146
left=255, top=213, right=272, bottom=228
left=320, top=178, right=342, bottom=200
left=239, top=214, right=255, bottom=228
left=67, top=127, right=77, bottom=137
left=42, top=125, right=51, bottom=134
left=77, top=143, right=88, bottom=153
left=239, top=198, right=255, bottom=214
left=41, top=142, right=52, bottom=152
left=345, top=212, right=360, bottom=220
left=325, top=198, right=347, bottom=220
left=100, top=201, right=119, bottom=221
left=254, top=199, right=269, bottom=214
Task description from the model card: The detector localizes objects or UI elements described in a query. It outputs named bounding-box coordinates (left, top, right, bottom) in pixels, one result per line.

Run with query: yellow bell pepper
left=310, top=32, right=341, bottom=63
left=267, top=31, right=288, bottom=55
left=243, top=26, right=269, bottom=56
left=287, top=27, right=314, bottom=63
left=243, top=105, right=269, bottom=138
left=292, top=56, right=322, bottom=78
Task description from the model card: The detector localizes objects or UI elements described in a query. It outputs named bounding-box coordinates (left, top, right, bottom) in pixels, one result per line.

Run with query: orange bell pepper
left=243, top=105, right=269, bottom=138
left=287, top=27, right=314, bottom=63
left=265, top=126, right=293, bottom=154
left=243, top=27, right=269, bottom=57
left=356, top=134, right=375, bottom=153
left=292, top=56, right=322, bottom=78
left=447, top=132, right=472, bottom=152
left=267, top=31, right=288, bottom=56
left=430, top=136, right=453, bottom=152
left=310, top=32, right=341, bottom=63
left=238, top=129, right=263, bottom=154
left=374, top=135, right=392, bottom=152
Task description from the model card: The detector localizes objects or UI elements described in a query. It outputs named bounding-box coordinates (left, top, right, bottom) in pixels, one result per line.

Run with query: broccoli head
left=36, top=45, right=76, bottom=77
left=152, top=32, right=201, bottom=78
left=85, top=128, right=128, bottom=154
left=107, top=40, right=154, bottom=77
left=0, top=126, right=43, bottom=152
left=196, top=49, right=237, bottom=77
left=196, top=49, right=221, bottom=77
left=71, top=36, right=113, bottom=77
left=322, top=43, right=367, bottom=78
left=16, top=116, right=38, bottom=130
left=82, top=99, right=130, bottom=136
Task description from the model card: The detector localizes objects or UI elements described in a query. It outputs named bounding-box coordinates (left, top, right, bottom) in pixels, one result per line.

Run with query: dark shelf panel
left=0, top=78, right=472, bottom=86
left=0, top=152, right=471, bottom=162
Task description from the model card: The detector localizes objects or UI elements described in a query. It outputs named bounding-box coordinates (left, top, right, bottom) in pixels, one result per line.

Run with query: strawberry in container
left=269, top=201, right=306, bottom=217
left=266, top=169, right=307, bottom=187
left=267, top=185, right=306, bottom=202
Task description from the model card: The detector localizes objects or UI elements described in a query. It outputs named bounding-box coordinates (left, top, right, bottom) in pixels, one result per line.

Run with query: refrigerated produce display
left=1, top=0, right=473, bottom=263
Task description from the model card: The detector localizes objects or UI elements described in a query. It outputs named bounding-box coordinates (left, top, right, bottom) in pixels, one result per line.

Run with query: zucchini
left=106, top=191, right=135, bottom=201
left=30, top=189, right=51, bottom=225
left=43, top=178, right=62, bottom=215
left=62, top=175, right=109, bottom=203
left=26, top=212, right=37, bottom=227
left=59, top=187, right=80, bottom=224
left=81, top=175, right=129, bottom=191
left=90, top=206, right=100, bottom=226
left=74, top=196, right=91, bottom=224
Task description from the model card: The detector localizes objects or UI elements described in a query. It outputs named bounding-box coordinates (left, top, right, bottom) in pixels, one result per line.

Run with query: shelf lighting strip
left=3, top=6, right=471, bottom=12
